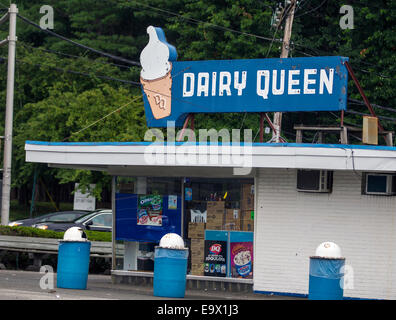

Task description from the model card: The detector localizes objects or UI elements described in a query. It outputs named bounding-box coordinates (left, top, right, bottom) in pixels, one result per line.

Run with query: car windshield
left=74, top=211, right=110, bottom=223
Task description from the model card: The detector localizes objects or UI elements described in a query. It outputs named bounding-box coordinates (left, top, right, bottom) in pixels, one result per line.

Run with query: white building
left=25, top=140, right=396, bottom=299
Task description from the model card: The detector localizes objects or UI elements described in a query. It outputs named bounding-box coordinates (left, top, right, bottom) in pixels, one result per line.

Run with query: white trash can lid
left=315, top=242, right=342, bottom=258
left=63, top=227, right=88, bottom=241
left=159, top=233, right=185, bottom=249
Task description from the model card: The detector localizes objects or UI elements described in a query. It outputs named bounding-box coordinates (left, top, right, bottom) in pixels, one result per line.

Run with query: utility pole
left=1, top=4, right=18, bottom=225
left=272, top=0, right=297, bottom=143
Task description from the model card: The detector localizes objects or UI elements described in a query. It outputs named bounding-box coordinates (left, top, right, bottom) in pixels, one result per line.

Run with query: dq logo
left=154, top=94, right=167, bottom=110
left=209, top=244, right=222, bottom=255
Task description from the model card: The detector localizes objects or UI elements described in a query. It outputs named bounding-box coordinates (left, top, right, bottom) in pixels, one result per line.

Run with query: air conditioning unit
left=364, top=173, right=396, bottom=195
left=297, top=170, right=333, bottom=193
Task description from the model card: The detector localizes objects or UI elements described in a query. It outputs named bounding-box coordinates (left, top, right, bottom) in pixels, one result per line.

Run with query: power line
left=345, top=110, right=396, bottom=123
left=62, top=96, right=142, bottom=142
left=0, top=56, right=141, bottom=86
left=294, top=0, right=328, bottom=18
left=124, top=0, right=281, bottom=44
left=19, top=41, right=134, bottom=70
left=16, top=13, right=141, bottom=67
left=348, top=98, right=396, bottom=114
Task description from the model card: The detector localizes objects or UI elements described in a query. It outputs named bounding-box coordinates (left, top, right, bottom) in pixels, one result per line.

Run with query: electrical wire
left=16, top=13, right=141, bottom=67
left=345, top=110, right=396, bottom=123
left=348, top=98, right=396, bottom=114
left=266, top=4, right=291, bottom=58
left=124, top=0, right=281, bottom=44
left=9, top=1, right=389, bottom=81
left=0, top=56, right=141, bottom=86
left=62, top=96, right=142, bottom=142
left=294, top=0, right=328, bottom=18
left=19, top=42, right=134, bottom=70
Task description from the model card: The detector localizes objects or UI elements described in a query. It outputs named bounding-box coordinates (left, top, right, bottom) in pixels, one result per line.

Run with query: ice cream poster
left=204, top=240, right=227, bottom=277
left=137, top=195, right=163, bottom=226
left=230, top=242, right=253, bottom=279
left=139, top=26, right=349, bottom=128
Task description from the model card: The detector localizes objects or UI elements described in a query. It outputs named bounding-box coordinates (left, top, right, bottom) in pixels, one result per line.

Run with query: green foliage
left=0, top=0, right=393, bottom=201
left=0, top=225, right=111, bottom=242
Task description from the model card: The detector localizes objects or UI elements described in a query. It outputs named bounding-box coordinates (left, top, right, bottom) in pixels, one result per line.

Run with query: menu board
left=230, top=242, right=253, bottom=279
left=204, top=240, right=227, bottom=277
left=137, top=195, right=163, bottom=226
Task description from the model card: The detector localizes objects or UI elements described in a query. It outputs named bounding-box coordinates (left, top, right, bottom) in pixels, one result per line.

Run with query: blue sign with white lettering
left=140, top=26, right=349, bottom=127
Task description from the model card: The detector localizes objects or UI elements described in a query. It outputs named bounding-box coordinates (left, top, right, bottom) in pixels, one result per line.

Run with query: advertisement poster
left=185, top=188, right=192, bottom=201
left=168, top=195, right=177, bottom=210
left=137, top=195, right=163, bottom=226
left=230, top=242, right=253, bottom=279
left=204, top=240, right=227, bottom=277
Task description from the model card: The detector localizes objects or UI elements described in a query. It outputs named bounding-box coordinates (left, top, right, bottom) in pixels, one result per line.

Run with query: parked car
left=33, top=209, right=112, bottom=232
left=8, top=210, right=90, bottom=227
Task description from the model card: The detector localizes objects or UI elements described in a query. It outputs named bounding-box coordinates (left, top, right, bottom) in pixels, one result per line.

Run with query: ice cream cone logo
left=140, top=26, right=177, bottom=120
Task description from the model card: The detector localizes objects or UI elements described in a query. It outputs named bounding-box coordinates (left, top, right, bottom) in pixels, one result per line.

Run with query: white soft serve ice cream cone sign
left=140, top=26, right=177, bottom=121
left=140, top=26, right=349, bottom=128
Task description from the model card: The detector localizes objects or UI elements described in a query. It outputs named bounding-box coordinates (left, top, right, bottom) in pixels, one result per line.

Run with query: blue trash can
left=153, top=247, right=189, bottom=298
left=57, top=241, right=91, bottom=290
left=308, top=257, right=345, bottom=300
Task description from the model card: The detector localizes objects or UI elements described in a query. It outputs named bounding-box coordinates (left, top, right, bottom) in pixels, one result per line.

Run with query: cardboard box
left=206, top=201, right=225, bottom=210
left=191, top=254, right=204, bottom=264
left=241, top=184, right=254, bottom=197
left=223, top=209, right=241, bottom=230
left=206, top=212, right=224, bottom=220
left=225, top=209, right=240, bottom=219
left=188, top=222, right=205, bottom=239
left=190, top=238, right=205, bottom=265
left=241, top=220, right=254, bottom=231
left=190, top=238, right=204, bottom=249
left=240, top=210, right=254, bottom=231
left=223, top=221, right=240, bottom=231
left=206, top=210, right=224, bottom=229
left=190, top=239, right=205, bottom=257
left=241, top=184, right=254, bottom=210
left=190, top=263, right=204, bottom=276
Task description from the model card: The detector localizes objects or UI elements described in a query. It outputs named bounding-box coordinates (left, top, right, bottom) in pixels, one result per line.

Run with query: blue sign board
left=115, top=193, right=182, bottom=242
left=140, top=27, right=349, bottom=127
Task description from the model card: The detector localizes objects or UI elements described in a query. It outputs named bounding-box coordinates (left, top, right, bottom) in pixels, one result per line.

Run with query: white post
left=1, top=4, right=18, bottom=225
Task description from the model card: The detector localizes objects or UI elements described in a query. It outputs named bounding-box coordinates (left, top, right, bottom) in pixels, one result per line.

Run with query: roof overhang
left=25, top=141, right=396, bottom=176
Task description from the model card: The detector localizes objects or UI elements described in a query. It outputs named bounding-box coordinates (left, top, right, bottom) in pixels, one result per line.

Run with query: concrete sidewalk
left=0, top=269, right=301, bottom=300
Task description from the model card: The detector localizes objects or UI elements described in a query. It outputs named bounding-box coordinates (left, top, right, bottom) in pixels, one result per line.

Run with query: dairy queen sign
left=140, top=26, right=349, bottom=127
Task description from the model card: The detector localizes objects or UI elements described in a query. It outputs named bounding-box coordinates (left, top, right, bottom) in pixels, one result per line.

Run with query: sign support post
left=272, top=0, right=297, bottom=143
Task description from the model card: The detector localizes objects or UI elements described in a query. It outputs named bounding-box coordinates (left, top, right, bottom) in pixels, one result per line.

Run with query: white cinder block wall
left=254, top=168, right=396, bottom=299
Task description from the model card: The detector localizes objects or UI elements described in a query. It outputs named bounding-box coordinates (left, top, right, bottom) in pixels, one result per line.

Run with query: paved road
left=0, top=270, right=299, bottom=300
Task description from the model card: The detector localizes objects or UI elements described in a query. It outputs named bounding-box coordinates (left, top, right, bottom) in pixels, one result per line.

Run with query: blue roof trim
left=25, top=140, right=396, bottom=151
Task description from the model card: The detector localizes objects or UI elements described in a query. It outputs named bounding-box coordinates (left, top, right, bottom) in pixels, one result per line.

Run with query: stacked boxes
left=241, top=210, right=254, bottom=231
left=188, top=222, right=205, bottom=239
left=241, top=184, right=254, bottom=210
left=224, top=209, right=240, bottom=230
left=206, top=201, right=225, bottom=230
left=188, top=214, right=206, bottom=275
left=240, top=184, right=254, bottom=231
left=190, top=238, right=205, bottom=275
